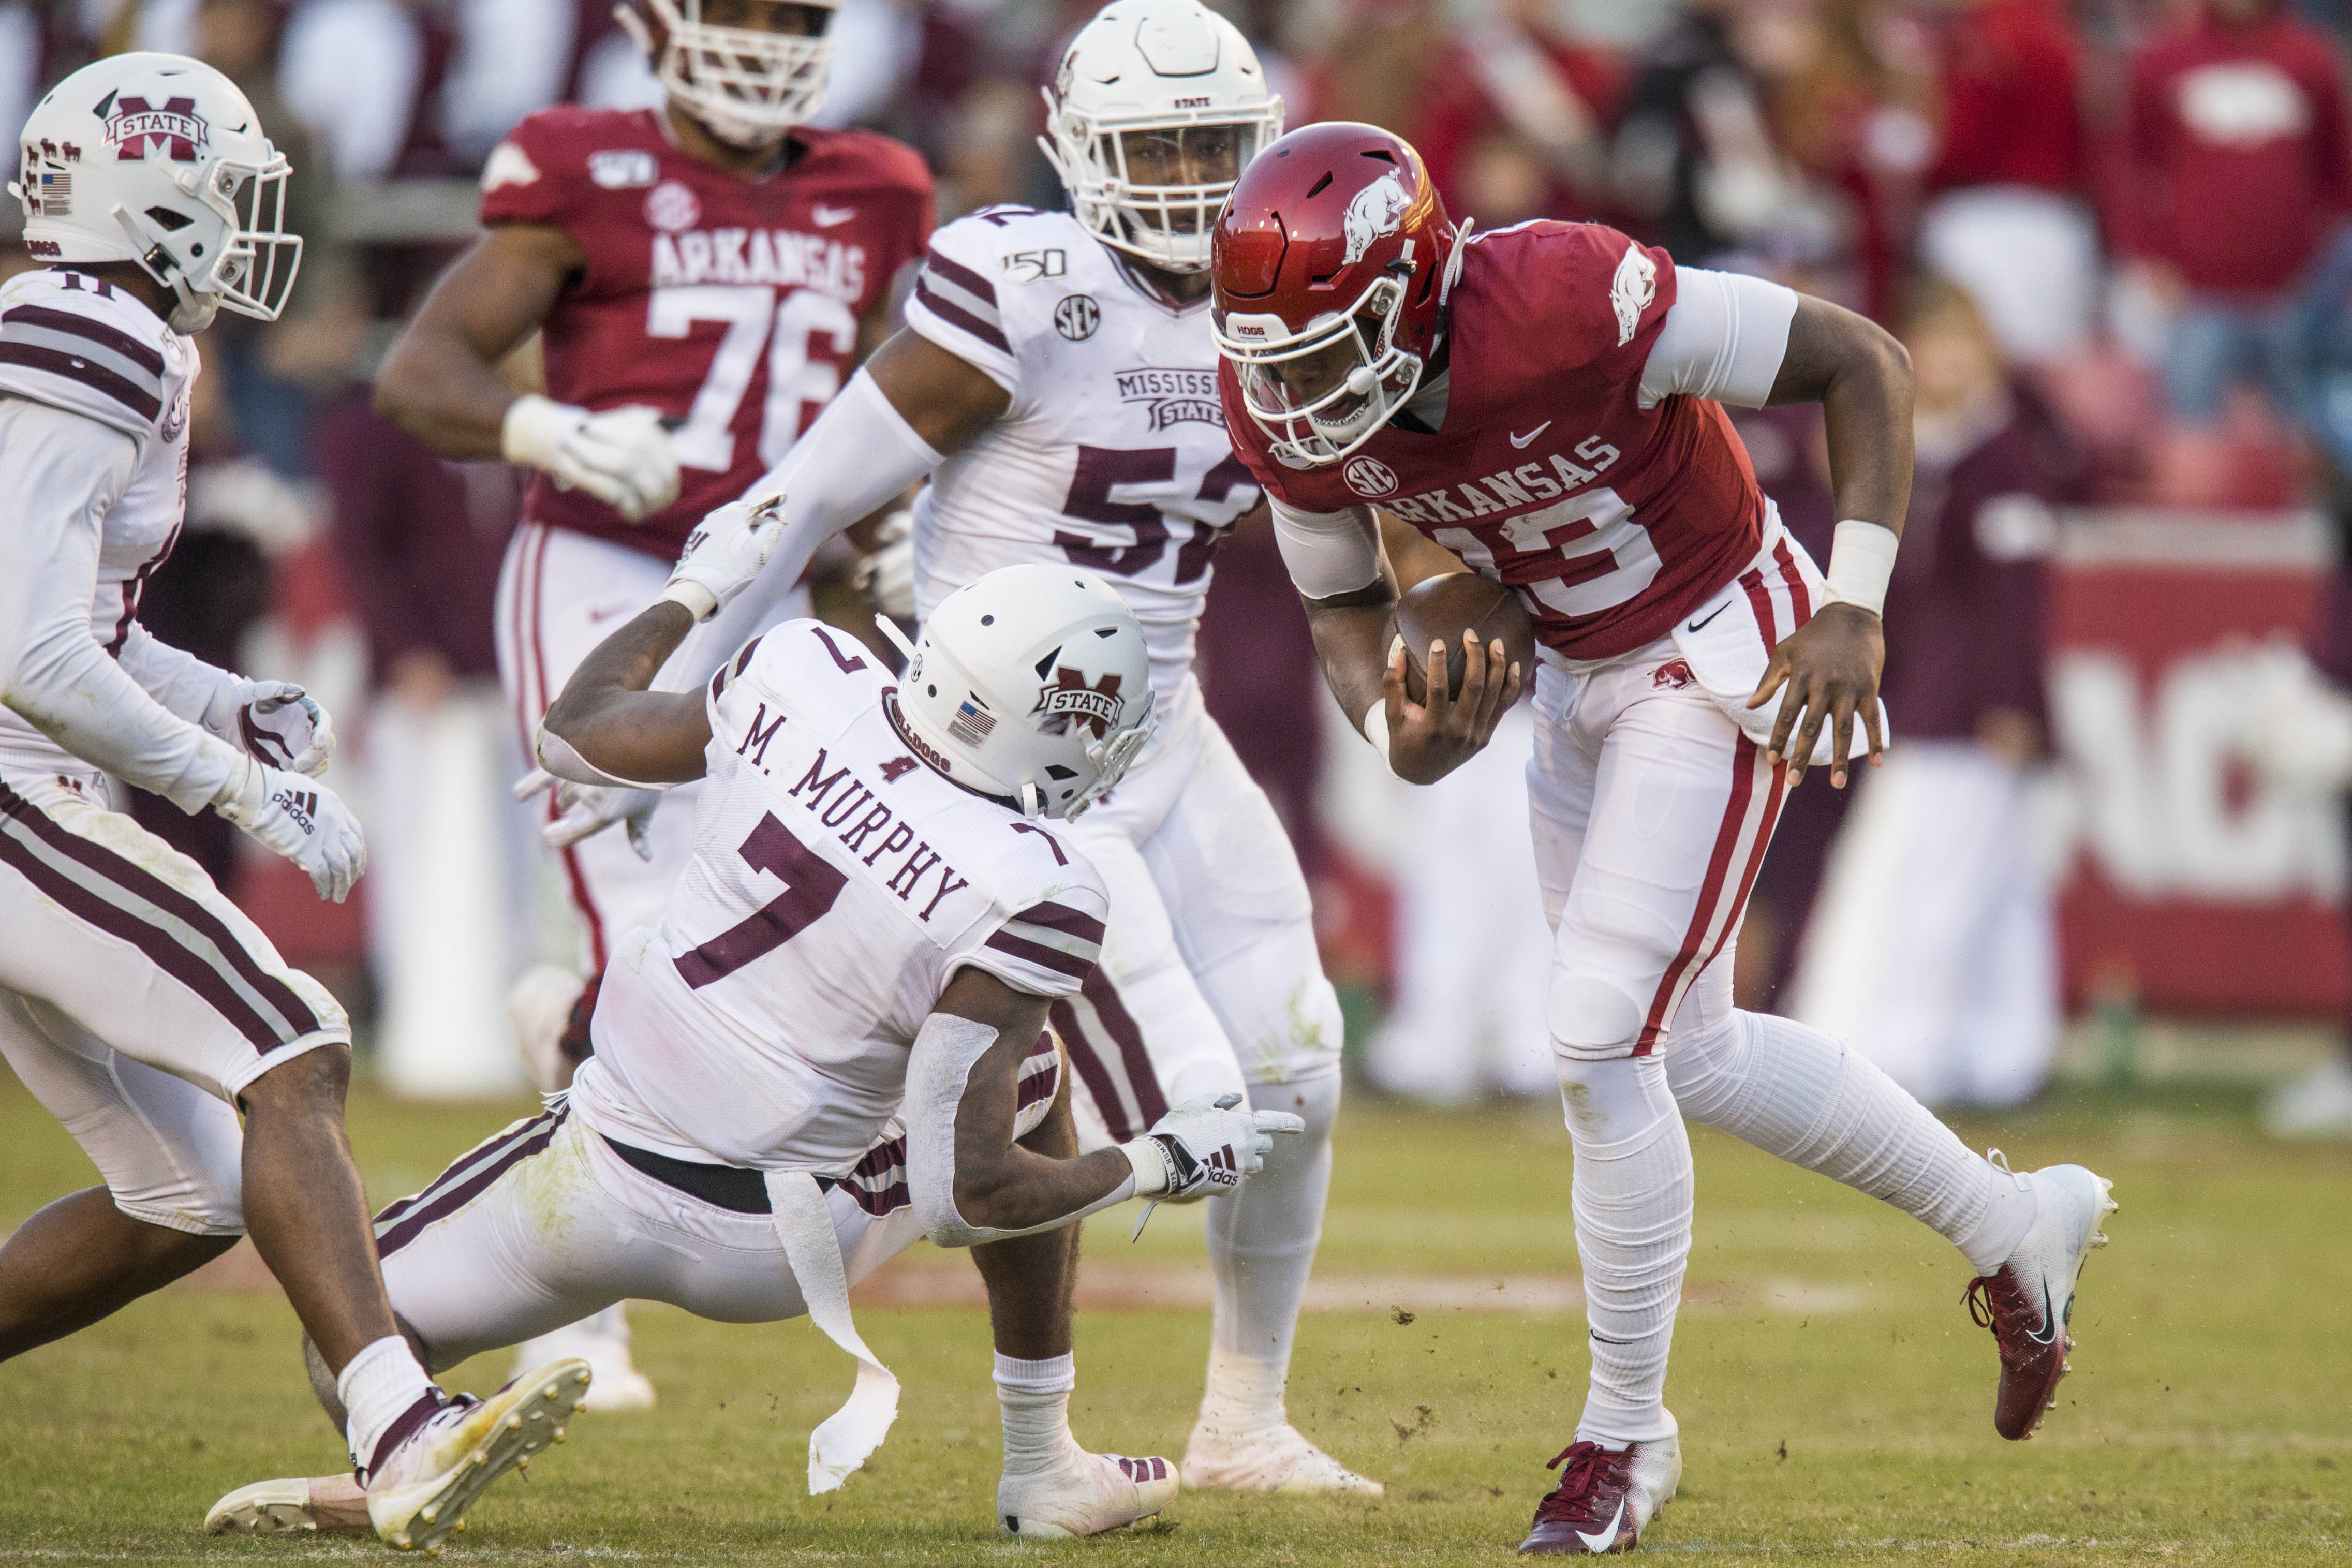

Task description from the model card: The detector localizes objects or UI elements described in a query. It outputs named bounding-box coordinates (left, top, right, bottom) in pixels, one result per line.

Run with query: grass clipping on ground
left=0, top=1077, right=2346, bottom=1563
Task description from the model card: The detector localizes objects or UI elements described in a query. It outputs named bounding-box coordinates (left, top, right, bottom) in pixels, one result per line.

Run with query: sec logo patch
left=644, top=180, right=700, bottom=233
left=1053, top=294, right=1100, bottom=342
left=1343, top=456, right=1398, bottom=498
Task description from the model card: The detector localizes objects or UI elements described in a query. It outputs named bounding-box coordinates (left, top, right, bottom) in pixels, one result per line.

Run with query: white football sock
left=995, top=1351, right=1076, bottom=1474
left=338, top=1335, right=437, bottom=1472
left=1664, top=1010, right=2037, bottom=1274
left=1202, top=1066, right=1340, bottom=1427
left=1559, top=1053, right=1692, bottom=1448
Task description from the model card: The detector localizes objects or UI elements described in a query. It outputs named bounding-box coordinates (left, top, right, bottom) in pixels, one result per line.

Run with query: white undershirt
left=1270, top=268, right=1802, bottom=600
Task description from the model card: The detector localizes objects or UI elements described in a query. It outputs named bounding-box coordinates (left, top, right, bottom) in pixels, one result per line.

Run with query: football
left=1391, top=571, right=1537, bottom=703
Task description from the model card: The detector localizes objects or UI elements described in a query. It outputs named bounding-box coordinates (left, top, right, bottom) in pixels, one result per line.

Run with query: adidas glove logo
left=274, top=787, right=318, bottom=834
left=1205, top=1146, right=1240, bottom=1189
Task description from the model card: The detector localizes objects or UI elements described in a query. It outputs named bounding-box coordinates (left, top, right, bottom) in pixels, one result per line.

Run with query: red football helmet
left=1212, top=122, right=1460, bottom=467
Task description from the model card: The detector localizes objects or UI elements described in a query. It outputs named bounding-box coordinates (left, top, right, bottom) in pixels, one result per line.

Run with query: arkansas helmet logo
left=1032, top=660, right=1123, bottom=739
left=1341, top=172, right=1411, bottom=265
left=100, top=93, right=206, bottom=163
left=1343, top=455, right=1397, bottom=498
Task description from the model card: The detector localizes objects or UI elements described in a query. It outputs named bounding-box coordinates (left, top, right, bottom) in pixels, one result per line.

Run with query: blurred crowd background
left=9, top=0, right=2352, bottom=1131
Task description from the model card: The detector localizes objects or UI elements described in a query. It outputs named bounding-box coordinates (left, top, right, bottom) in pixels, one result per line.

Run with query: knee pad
left=1548, top=971, right=1647, bottom=1062
left=1555, top=1053, right=1676, bottom=1149
left=1248, top=1061, right=1340, bottom=1147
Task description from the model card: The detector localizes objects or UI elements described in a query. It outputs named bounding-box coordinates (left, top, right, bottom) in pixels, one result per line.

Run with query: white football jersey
left=569, top=619, right=1110, bottom=1174
left=902, top=207, right=1261, bottom=705
left=0, top=268, right=195, bottom=777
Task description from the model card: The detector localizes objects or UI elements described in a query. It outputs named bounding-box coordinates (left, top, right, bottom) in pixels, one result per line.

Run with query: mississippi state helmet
left=1041, top=0, right=1283, bottom=273
left=886, top=564, right=1158, bottom=820
left=616, top=0, right=838, bottom=147
left=10, top=53, right=302, bottom=335
left=1212, top=122, right=1460, bottom=467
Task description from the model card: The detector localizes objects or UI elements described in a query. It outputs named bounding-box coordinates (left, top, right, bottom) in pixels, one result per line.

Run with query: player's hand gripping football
left=512, top=769, right=660, bottom=861
left=205, top=678, right=335, bottom=777
left=1746, top=601, right=1886, bottom=787
left=1381, top=631, right=1522, bottom=786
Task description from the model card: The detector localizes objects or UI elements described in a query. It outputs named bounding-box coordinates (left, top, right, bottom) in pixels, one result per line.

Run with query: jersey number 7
left=675, top=812, right=849, bottom=988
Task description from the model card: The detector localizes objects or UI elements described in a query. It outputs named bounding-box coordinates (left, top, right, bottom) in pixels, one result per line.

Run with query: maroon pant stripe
left=375, top=1108, right=567, bottom=1258
left=0, top=783, right=320, bottom=1039
left=1082, top=967, right=1166, bottom=1125
left=0, top=809, right=285, bottom=1052
left=1052, top=998, right=1135, bottom=1142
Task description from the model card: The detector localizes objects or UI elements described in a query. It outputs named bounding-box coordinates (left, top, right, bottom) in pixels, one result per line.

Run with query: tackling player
left=0, top=55, right=583, bottom=1555
left=654, top=0, right=1373, bottom=1493
left=1211, top=123, right=2119, bottom=1554
left=371, top=0, right=935, bottom=1401
left=204, top=537, right=1303, bottom=1540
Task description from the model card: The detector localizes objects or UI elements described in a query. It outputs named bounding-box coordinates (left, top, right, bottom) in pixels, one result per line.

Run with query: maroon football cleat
left=1517, top=1427, right=1681, bottom=1556
left=1963, top=1159, right=2116, bottom=1440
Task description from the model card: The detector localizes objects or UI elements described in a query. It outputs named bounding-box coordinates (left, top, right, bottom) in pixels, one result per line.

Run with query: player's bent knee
left=235, top=1041, right=351, bottom=1116
left=1548, top=972, right=1647, bottom=1061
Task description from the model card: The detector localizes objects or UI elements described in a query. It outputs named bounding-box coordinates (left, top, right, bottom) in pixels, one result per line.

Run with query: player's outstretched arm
left=1750, top=295, right=1914, bottom=787
left=1283, top=505, right=1519, bottom=785
left=908, top=968, right=1304, bottom=1246
left=539, top=602, right=713, bottom=788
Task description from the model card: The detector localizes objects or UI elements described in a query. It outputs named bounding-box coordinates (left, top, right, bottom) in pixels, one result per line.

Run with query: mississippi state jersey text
left=568, top=620, right=1107, bottom=1174
left=481, top=108, right=933, bottom=556
left=1222, top=223, right=1768, bottom=661
left=905, top=207, right=1262, bottom=702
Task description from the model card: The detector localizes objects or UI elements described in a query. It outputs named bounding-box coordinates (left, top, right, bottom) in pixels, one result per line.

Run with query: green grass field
left=1, top=1069, right=2346, bottom=1564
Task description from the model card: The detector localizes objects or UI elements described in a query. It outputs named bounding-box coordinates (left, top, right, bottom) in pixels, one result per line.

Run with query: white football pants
left=0, top=767, right=349, bottom=1236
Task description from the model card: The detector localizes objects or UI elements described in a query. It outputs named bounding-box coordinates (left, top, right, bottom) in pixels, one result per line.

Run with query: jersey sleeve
left=959, top=873, right=1109, bottom=999
left=1476, top=221, right=1680, bottom=387
left=478, top=110, right=587, bottom=229
left=0, top=286, right=168, bottom=441
left=904, top=212, right=1021, bottom=392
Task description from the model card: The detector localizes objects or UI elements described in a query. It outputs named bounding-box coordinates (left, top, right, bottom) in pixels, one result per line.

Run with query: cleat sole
left=372, top=1357, right=589, bottom=1554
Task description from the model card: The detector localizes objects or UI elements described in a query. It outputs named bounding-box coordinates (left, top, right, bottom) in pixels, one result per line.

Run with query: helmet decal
left=100, top=94, right=208, bottom=162
left=1342, top=173, right=1411, bottom=265
left=1032, top=663, right=1124, bottom=740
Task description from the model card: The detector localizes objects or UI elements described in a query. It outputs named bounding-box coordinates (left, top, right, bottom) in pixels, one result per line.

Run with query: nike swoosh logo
left=586, top=603, right=637, bottom=624
left=1687, top=603, right=1728, bottom=633
left=811, top=204, right=857, bottom=228
left=1508, top=421, right=1552, bottom=450
left=2024, top=1280, right=2060, bottom=1346
left=1577, top=1499, right=1628, bottom=1554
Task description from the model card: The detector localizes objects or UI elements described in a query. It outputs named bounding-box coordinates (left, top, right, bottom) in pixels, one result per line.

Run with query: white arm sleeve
left=0, top=399, right=241, bottom=811
left=905, top=1011, right=1136, bottom=1249
left=114, top=621, right=245, bottom=732
left=1637, top=268, right=1801, bottom=411
left=662, top=368, right=943, bottom=694
left=1270, top=497, right=1383, bottom=600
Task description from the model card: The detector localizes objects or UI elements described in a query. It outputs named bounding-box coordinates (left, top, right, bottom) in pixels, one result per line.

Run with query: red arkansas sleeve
left=477, top=108, right=596, bottom=230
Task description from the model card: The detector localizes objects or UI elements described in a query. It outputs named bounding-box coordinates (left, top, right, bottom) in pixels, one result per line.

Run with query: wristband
left=1360, top=701, right=1398, bottom=778
left=1119, top=1136, right=1173, bottom=1197
left=1822, top=519, right=1899, bottom=616
left=656, top=579, right=720, bottom=620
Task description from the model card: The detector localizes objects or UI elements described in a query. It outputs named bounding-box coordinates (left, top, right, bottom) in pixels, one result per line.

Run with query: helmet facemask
left=620, top=0, right=837, bottom=149
left=1043, top=100, right=1282, bottom=273
left=1216, top=267, right=1423, bottom=467
left=108, top=144, right=302, bottom=334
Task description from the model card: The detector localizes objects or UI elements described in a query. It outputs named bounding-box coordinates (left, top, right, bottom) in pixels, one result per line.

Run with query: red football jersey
left=1221, top=221, right=1767, bottom=661
left=480, top=107, right=934, bottom=556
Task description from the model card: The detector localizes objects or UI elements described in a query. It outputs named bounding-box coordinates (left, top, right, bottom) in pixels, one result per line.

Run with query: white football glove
left=1121, top=1092, right=1305, bottom=1201
left=513, top=767, right=658, bottom=860
left=660, top=496, right=787, bottom=622
left=852, top=510, right=915, bottom=620
left=202, top=678, right=334, bottom=777
left=212, top=757, right=367, bottom=903
left=502, top=394, right=681, bottom=523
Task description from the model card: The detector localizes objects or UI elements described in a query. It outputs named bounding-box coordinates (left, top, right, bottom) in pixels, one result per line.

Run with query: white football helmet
left=882, top=564, right=1157, bottom=821
left=617, top=0, right=838, bottom=149
left=1041, top=0, right=1283, bottom=273
left=9, top=53, right=301, bottom=335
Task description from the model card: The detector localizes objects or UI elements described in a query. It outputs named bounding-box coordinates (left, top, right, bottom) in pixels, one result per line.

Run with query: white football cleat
left=366, top=1358, right=591, bottom=1554
left=1965, top=1157, right=2117, bottom=1441
left=512, top=1307, right=655, bottom=1411
left=999, top=1437, right=1179, bottom=1538
left=204, top=1473, right=370, bottom=1536
left=1182, top=1419, right=1384, bottom=1495
left=507, top=964, right=586, bottom=1095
